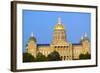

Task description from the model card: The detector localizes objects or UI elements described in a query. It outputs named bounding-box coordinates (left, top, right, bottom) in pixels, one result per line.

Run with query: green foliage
left=23, top=53, right=36, bottom=62
left=36, top=52, right=47, bottom=61
left=85, top=53, right=91, bottom=59
left=79, top=52, right=91, bottom=60
left=47, top=51, right=61, bottom=61
left=23, top=51, right=62, bottom=62
left=23, top=51, right=91, bottom=62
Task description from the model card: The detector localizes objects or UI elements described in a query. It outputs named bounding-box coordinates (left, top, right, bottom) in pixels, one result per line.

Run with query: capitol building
left=26, top=18, right=90, bottom=60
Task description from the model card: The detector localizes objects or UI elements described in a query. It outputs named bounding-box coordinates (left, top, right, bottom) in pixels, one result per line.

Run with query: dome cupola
left=54, top=17, right=65, bottom=30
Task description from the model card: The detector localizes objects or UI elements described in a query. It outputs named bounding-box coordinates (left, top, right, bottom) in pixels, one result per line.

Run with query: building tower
left=50, top=17, right=72, bottom=60
left=81, top=33, right=90, bottom=54
left=26, top=32, right=37, bottom=57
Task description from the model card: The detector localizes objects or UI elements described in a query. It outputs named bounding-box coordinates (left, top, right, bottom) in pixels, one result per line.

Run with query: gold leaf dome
left=54, top=24, right=65, bottom=30
left=54, top=17, right=65, bottom=30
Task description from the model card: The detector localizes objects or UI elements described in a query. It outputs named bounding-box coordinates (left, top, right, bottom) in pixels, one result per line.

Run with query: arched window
left=64, top=56, right=66, bottom=60
left=61, top=56, right=63, bottom=60
left=67, top=56, right=69, bottom=60
left=58, top=46, right=60, bottom=48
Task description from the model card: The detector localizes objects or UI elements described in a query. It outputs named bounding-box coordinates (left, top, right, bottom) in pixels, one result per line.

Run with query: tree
left=79, top=52, right=91, bottom=60
left=47, top=51, right=61, bottom=61
left=36, top=52, right=47, bottom=61
left=79, top=54, right=85, bottom=59
left=23, top=53, right=35, bottom=62
left=85, top=52, right=91, bottom=59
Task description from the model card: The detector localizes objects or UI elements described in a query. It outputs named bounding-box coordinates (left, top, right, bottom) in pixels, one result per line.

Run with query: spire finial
left=84, top=32, right=87, bottom=37
left=31, top=32, right=34, bottom=37
left=58, top=17, right=61, bottom=24
left=81, top=36, right=83, bottom=40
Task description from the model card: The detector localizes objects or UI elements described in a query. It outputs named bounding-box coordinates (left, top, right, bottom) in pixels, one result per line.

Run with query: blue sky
left=23, top=10, right=91, bottom=52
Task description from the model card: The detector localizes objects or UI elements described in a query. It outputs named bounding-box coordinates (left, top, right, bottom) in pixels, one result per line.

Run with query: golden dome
left=54, top=24, right=65, bottom=30
left=54, top=17, right=65, bottom=30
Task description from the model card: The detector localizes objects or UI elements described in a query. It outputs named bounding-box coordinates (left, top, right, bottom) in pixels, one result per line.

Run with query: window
left=61, top=46, right=63, bottom=48
left=60, top=56, right=63, bottom=60
left=64, top=56, right=66, bottom=60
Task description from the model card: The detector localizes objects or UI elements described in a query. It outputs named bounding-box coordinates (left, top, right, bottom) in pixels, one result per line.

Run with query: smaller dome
left=29, top=37, right=36, bottom=42
left=29, top=32, right=36, bottom=42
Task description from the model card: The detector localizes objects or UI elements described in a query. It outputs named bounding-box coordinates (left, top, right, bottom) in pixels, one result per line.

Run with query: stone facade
left=26, top=18, right=90, bottom=60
